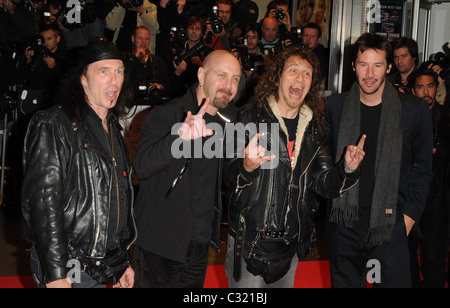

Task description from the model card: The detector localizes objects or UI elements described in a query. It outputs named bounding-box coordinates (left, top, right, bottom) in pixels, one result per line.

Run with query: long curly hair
left=255, top=47, right=325, bottom=127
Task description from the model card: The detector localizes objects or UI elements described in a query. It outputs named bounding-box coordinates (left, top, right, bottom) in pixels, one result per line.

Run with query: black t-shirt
left=282, top=115, right=300, bottom=239
left=353, top=102, right=382, bottom=233
left=283, top=115, right=299, bottom=142
left=191, top=112, right=220, bottom=244
left=86, top=108, right=129, bottom=249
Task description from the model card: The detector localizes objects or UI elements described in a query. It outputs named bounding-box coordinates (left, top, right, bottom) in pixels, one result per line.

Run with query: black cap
left=81, top=37, right=123, bottom=67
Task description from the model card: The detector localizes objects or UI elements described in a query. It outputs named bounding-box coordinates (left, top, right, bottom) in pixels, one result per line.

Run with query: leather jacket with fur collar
left=224, top=98, right=358, bottom=259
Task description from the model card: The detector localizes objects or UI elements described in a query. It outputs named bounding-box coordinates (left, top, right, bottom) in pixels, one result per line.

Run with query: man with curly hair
left=224, top=47, right=365, bottom=287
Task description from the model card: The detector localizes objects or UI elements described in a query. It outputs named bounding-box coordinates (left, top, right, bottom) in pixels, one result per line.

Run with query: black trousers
left=329, top=222, right=411, bottom=288
left=134, top=242, right=209, bottom=288
left=409, top=190, right=448, bottom=288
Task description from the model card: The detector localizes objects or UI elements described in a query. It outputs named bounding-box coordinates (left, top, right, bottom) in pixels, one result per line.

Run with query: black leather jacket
left=224, top=100, right=358, bottom=259
left=21, top=105, right=137, bottom=283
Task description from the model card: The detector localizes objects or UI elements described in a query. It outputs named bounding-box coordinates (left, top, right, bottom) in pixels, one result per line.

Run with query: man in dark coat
left=326, top=33, right=433, bottom=288
left=133, top=50, right=242, bottom=288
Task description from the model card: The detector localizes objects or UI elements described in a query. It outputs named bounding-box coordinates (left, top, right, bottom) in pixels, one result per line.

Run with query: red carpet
left=0, top=261, right=331, bottom=288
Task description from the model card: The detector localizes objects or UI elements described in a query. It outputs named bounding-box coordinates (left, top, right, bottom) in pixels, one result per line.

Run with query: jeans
left=134, top=242, right=210, bottom=288
left=329, top=222, right=411, bottom=288
left=30, top=247, right=104, bottom=288
left=225, top=235, right=299, bottom=288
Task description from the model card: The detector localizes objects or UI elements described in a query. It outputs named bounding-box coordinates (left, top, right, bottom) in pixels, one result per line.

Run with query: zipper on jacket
left=294, top=146, right=320, bottom=244
left=104, top=124, right=121, bottom=245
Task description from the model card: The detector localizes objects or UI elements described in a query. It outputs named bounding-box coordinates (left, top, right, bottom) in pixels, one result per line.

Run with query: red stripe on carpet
left=0, top=275, right=35, bottom=288
left=1, top=261, right=331, bottom=288
left=3, top=261, right=446, bottom=288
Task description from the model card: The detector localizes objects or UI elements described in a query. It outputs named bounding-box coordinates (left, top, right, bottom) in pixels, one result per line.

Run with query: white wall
left=253, top=0, right=272, bottom=22
left=428, top=3, right=450, bottom=56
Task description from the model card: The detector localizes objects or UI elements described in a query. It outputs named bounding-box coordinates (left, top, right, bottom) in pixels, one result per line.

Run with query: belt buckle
left=262, top=230, right=284, bottom=238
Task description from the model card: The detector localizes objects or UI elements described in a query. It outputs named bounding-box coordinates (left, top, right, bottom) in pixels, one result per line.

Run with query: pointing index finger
left=358, top=134, right=367, bottom=150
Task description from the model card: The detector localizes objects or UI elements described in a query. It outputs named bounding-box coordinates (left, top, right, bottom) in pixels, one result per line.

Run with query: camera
left=429, top=52, right=450, bottom=81
left=27, top=35, right=52, bottom=72
left=205, top=6, right=224, bottom=44
left=230, top=37, right=264, bottom=73
left=173, top=42, right=204, bottom=66
left=276, top=8, right=286, bottom=20
left=169, top=26, right=188, bottom=60
left=209, top=6, right=224, bottom=35
left=57, top=12, right=78, bottom=29
left=123, top=0, right=143, bottom=9
left=170, top=26, right=187, bottom=45
left=283, top=27, right=303, bottom=47
left=0, top=93, right=17, bottom=116
left=137, top=82, right=163, bottom=105
left=0, top=41, right=22, bottom=66
left=392, top=82, right=408, bottom=93
left=41, top=9, right=77, bottom=29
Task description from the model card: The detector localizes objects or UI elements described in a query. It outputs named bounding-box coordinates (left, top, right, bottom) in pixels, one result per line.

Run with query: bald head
left=202, top=50, right=240, bottom=71
left=262, top=17, right=279, bottom=43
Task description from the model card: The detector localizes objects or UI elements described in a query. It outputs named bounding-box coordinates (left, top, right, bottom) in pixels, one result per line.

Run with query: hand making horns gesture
left=243, top=133, right=277, bottom=172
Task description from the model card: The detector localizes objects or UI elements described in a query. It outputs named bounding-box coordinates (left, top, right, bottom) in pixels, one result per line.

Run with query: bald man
left=133, top=50, right=242, bottom=288
left=261, top=17, right=281, bottom=50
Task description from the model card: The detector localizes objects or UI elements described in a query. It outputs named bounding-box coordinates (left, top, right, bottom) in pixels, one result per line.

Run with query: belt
left=259, top=230, right=286, bottom=239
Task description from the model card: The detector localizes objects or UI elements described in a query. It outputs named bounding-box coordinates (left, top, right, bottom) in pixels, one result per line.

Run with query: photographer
left=427, top=49, right=450, bottom=108
left=231, top=22, right=264, bottom=107
left=18, top=24, right=66, bottom=105
left=267, top=0, right=292, bottom=33
left=126, top=26, right=172, bottom=106
left=40, top=0, right=79, bottom=51
left=155, top=0, right=188, bottom=65
left=231, top=0, right=259, bottom=34
left=408, top=64, right=449, bottom=288
left=302, top=22, right=328, bottom=83
left=205, top=0, right=241, bottom=51
left=2, top=0, right=41, bottom=44
left=171, top=16, right=213, bottom=97
left=106, top=0, right=159, bottom=53
left=389, top=37, right=418, bottom=94
left=259, top=16, right=282, bottom=52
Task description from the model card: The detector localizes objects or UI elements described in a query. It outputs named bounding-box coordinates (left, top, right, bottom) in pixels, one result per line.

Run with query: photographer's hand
left=281, top=12, right=292, bottom=31
left=43, top=56, right=56, bottom=69
left=25, top=46, right=33, bottom=63
left=268, top=9, right=277, bottom=19
left=428, top=62, right=444, bottom=86
left=3, top=0, right=15, bottom=14
left=159, top=0, right=169, bottom=8
left=173, top=60, right=187, bottom=76
left=128, top=0, right=145, bottom=14
left=177, top=0, right=185, bottom=14
left=191, top=56, right=202, bottom=67
left=133, top=47, right=147, bottom=59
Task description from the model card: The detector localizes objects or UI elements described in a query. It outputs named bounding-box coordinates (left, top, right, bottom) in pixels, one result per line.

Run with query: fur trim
left=267, top=96, right=313, bottom=170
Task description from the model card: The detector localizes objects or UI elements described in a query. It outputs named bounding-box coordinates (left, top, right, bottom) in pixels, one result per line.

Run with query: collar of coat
left=266, top=96, right=313, bottom=170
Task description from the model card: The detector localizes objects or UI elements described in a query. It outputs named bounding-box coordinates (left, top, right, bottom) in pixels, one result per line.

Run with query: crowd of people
left=0, top=0, right=329, bottom=110
left=0, top=0, right=449, bottom=289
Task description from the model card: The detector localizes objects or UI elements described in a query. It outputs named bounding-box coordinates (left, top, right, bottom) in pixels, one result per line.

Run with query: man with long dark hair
left=21, top=38, right=137, bottom=288
left=224, top=47, right=365, bottom=287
